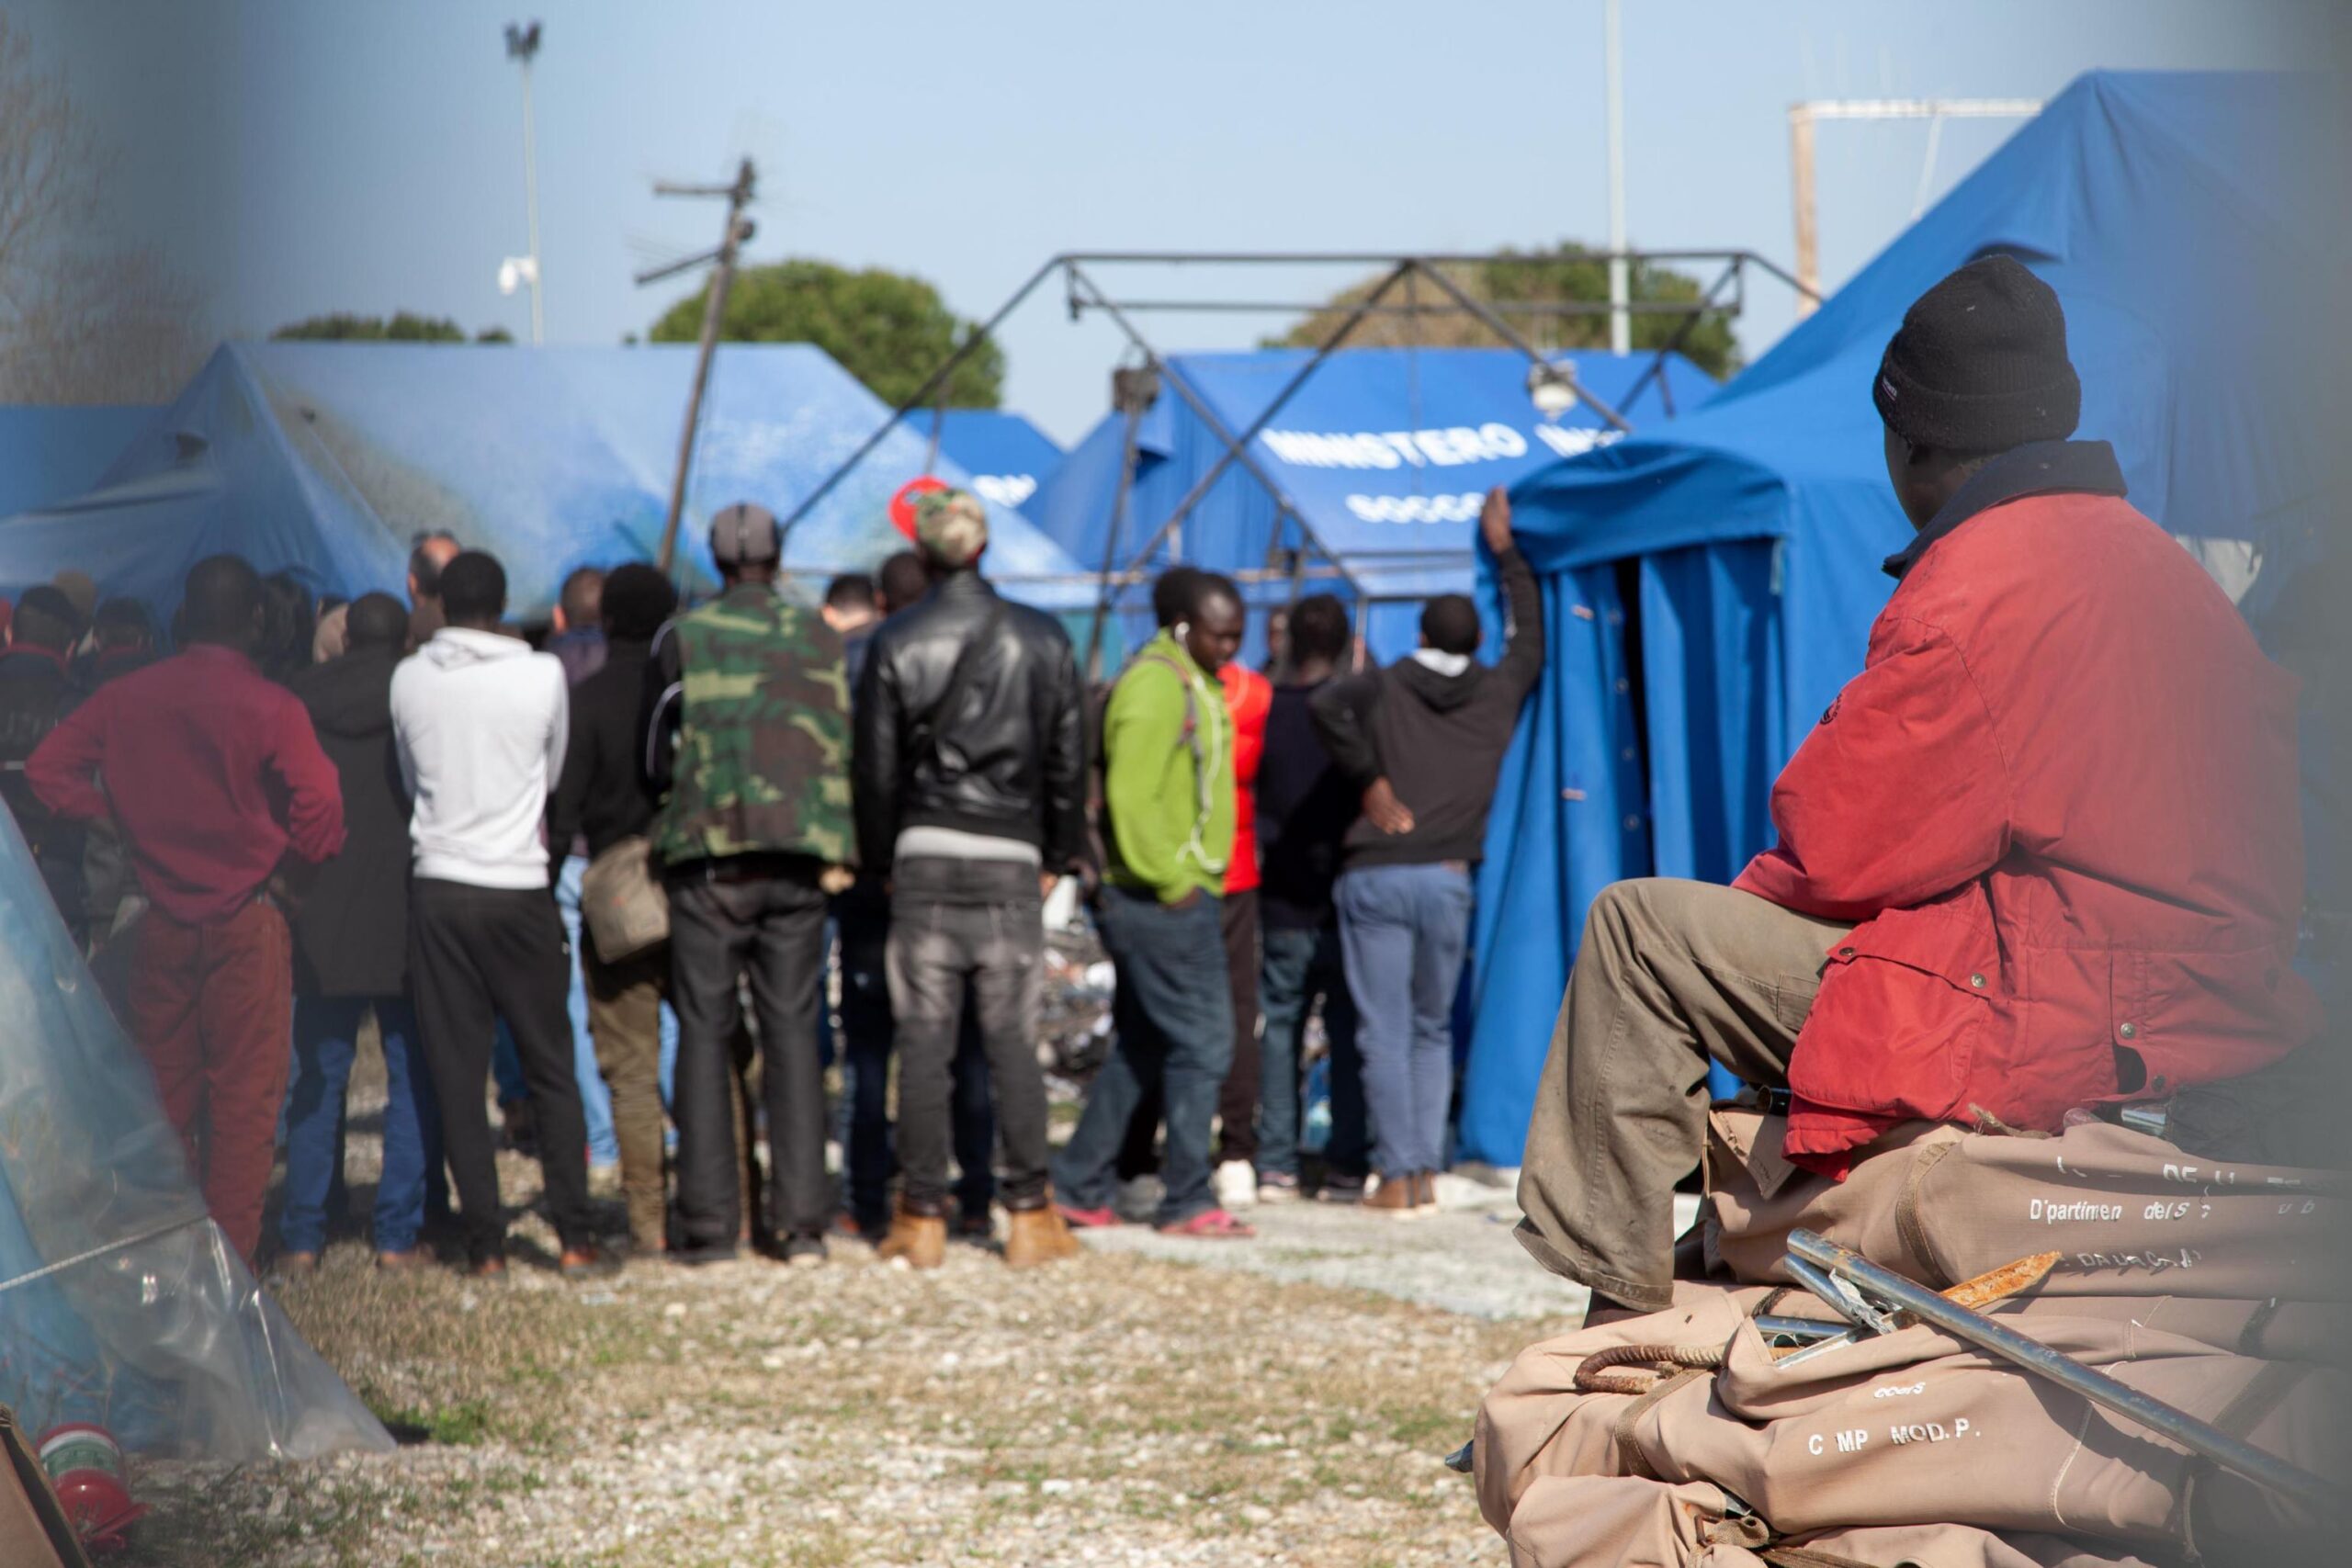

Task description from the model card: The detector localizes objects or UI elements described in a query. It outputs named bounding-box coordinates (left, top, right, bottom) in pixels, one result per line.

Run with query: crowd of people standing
left=0, top=479, right=1543, bottom=1277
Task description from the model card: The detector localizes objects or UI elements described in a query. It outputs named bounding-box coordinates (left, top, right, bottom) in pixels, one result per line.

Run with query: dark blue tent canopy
left=920, top=409, right=1064, bottom=515
left=0, top=344, right=1094, bottom=619
left=0, top=405, right=156, bottom=520
left=1027, top=346, right=1716, bottom=661
left=1457, top=70, right=2346, bottom=1167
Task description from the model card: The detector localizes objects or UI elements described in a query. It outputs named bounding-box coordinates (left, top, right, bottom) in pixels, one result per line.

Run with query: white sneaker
left=1213, top=1159, right=1258, bottom=1210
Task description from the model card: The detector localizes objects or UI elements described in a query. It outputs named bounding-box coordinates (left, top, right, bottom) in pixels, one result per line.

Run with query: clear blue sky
left=22, top=0, right=2343, bottom=443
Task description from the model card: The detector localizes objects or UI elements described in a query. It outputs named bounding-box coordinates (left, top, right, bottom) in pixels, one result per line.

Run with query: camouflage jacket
left=644, top=583, right=854, bottom=871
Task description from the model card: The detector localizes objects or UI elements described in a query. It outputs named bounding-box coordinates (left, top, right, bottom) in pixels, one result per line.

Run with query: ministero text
left=1259, top=423, right=1621, bottom=526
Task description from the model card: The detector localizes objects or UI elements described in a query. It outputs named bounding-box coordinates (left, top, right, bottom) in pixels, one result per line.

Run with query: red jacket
left=1735, top=446, right=2316, bottom=1170
left=28, top=645, right=345, bottom=926
left=1220, top=662, right=1271, bottom=895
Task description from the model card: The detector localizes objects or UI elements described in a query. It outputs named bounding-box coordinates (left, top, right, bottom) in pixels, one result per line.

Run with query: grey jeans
left=886, top=856, right=1048, bottom=1211
left=1514, top=878, right=1850, bottom=1310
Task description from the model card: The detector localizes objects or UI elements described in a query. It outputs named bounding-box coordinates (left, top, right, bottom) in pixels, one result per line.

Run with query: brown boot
left=875, top=1201, right=947, bottom=1270
left=1003, top=1203, right=1082, bottom=1269
left=1415, top=1171, right=1440, bottom=1212
left=1364, top=1172, right=1421, bottom=1219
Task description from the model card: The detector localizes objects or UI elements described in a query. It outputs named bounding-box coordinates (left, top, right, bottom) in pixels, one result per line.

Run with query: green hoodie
left=1102, top=631, right=1235, bottom=903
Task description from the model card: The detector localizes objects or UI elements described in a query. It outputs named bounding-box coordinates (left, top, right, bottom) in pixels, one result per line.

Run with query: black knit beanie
left=1872, top=254, right=2080, bottom=454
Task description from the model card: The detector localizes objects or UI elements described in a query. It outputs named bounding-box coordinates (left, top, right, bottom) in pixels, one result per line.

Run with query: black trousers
left=669, top=863, right=830, bottom=1247
left=409, top=877, right=594, bottom=1263
left=885, top=857, right=1044, bottom=1212
left=839, top=886, right=995, bottom=1225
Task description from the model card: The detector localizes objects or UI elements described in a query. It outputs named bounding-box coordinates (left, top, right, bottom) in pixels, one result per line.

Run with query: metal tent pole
left=1785, top=1230, right=2338, bottom=1514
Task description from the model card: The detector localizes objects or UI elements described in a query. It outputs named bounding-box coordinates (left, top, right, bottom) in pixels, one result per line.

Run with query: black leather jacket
left=851, top=570, right=1087, bottom=875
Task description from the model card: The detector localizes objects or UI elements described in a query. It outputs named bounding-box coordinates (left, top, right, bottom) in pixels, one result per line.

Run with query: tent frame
left=779, top=250, right=1815, bottom=654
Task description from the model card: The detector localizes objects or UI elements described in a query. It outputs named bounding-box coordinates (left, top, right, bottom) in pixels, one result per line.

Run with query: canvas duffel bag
left=1706, top=1109, right=2349, bottom=1301
left=580, top=834, right=669, bottom=963
left=1623, top=1314, right=2344, bottom=1550
left=1476, top=1287, right=1800, bottom=1533
left=1500, top=1472, right=2168, bottom=1568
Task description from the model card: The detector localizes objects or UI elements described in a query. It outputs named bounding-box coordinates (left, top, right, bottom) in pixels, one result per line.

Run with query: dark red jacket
left=28, top=644, right=345, bottom=926
left=1735, top=442, right=2317, bottom=1170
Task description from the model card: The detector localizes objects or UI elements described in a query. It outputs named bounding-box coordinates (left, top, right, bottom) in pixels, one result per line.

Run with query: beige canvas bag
left=1500, top=1473, right=2166, bottom=1568
left=1706, top=1110, right=2348, bottom=1301
left=580, top=834, right=669, bottom=963
left=1623, top=1314, right=2344, bottom=1549
left=1476, top=1288, right=1787, bottom=1534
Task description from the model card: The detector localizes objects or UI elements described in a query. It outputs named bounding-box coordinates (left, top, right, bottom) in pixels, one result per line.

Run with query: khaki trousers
left=1514, top=879, right=1849, bottom=1310
left=582, top=942, right=672, bottom=1252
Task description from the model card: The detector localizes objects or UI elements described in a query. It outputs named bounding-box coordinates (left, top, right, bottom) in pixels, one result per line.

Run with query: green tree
left=1270, top=243, right=1742, bottom=380
left=271, top=311, right=481, bottom=343
left=649, top=259, right=1003, bottom=409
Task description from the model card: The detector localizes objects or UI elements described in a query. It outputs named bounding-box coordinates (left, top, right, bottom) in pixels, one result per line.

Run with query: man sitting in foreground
left=1514, top=254, right=2317, bottom=1320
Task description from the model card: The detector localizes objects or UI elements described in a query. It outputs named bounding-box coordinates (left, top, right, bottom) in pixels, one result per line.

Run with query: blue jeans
left=1053, top=886, right=1232, bottom=1226
left=1257, top=922, right=1361, bottom=1180
left=557, top=854, right=620, bottom=1166
left=1336, top=863, right=1472, bottom=1178
left=279, top=996, right=444, bottom=1254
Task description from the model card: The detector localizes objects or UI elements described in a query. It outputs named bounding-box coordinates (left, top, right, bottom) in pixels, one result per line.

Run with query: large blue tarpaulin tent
left=0, top=405, right=155, bottom=521
left=1454, top=71, right=2346, bottom=1167
left=0, top=344, right=1094, bottom=619
left=1027, top=347, right=1715, bottom=662
left=920, top=408, right=1064, bottom=516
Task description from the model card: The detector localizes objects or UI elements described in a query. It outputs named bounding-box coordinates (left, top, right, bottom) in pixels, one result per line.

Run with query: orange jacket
left=1220, top=662, right=1272, bottom=894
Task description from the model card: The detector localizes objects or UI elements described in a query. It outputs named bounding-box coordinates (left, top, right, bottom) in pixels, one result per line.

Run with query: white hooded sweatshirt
left=390, top=627, right=569, bottom=889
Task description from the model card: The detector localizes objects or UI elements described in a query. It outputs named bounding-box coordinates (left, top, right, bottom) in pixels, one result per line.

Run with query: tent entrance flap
left=1456, top=536, right=1784, bottom=1166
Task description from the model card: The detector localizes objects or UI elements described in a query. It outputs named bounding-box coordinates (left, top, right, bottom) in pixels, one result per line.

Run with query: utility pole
left=636, top=158, right=757, bottom=575
left=1786, top=97, right=2041, bottom=316
left=503, top=22, right=545, bottom=344
left=1604, top=0, right=1630, bottom=355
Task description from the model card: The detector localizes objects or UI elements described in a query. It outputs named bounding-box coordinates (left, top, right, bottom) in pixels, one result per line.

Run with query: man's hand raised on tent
left=1480, top=485, right=1515, bottom=555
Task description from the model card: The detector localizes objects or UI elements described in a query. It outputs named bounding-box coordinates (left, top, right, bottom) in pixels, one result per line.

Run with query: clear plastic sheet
left=0, top=818, right=390, bottom=1461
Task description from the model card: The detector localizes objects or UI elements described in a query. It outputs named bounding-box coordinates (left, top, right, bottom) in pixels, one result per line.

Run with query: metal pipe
left=1408, top=260, right=1634, bottom=433
left=1085, top=370, right=1154, bottom=680
left=1786, top=1230, right=2339, bottom=1513
left=1050, top=247, right=1791, bottom=267
left=1067, top=261, right=1382, bottom=598
left=777, top=254, right=1066, bottom=531
left=1062, top=297, right=1721, bottom=319
left=1618, top=257, right=1745, bottom=415
left=1753, top=1315, right=1850, bottom=1346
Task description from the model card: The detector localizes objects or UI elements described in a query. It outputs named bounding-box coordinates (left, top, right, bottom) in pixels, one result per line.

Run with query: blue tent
left=919, top=408, right=1065, bottom=515
left=0, top=344, right=1095, bottom=620
left=0, top=405, right=156, bottom=520
left=1027, top=347, right=1715, bottom=661
left=1457, top=71, right=2346, bottom=1167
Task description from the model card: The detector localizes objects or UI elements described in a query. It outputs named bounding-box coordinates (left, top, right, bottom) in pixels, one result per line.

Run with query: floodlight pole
left=504, top=22, right=545, bottom=345
left=648, top=158, right=757, bottom=576
left=1604, top=0, right=1630, bottom=355
left=1787, top=97, right=2043, bottom=315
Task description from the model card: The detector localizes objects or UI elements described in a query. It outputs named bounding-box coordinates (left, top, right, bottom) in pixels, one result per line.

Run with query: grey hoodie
left=389, top=627, right=569, bottom=889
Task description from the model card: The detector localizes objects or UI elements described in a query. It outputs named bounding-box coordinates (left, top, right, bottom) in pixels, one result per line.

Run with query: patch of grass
left=373, top=1395, right=494, bottom=1446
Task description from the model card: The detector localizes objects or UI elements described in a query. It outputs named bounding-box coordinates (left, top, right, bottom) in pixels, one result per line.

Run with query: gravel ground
left=116, top=1056, right=1605, bottom=1567
left=1088, top=1177, right=1701, bottom=1323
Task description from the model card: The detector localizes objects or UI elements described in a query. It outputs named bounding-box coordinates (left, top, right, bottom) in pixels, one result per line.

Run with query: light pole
left=503, top=21, right=544, bottom=344
left=1603, top=0, right=1629, bottom=355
